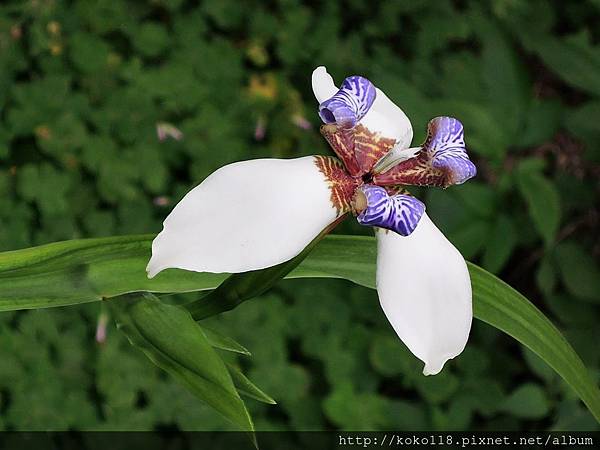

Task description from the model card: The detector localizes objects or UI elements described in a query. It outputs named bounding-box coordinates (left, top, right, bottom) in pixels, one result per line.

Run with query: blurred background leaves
left=0, top=0, right=599, bottom=432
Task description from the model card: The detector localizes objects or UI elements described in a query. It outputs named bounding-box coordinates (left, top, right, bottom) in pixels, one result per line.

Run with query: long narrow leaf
left=0, top=235, right=226, bottom=311
left=0, top=234, right=599, bottom=421
left=0, top=234, right=346, bottom=311
left=227, top=363, right=277, bottom=405
left=204, top=327, right=251, bottom=356
left=110, top=293, right=254, bottom=433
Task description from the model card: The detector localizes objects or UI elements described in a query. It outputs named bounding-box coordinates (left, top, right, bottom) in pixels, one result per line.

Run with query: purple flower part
left=357, top=185, right=425, bottom=236
left=426, top=117, right=476, bottom=184
left=319, top=76, right=376, bottom=127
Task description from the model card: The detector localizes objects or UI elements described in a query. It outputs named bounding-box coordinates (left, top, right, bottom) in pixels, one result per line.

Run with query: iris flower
left=147, top=67, right=477, bottom=375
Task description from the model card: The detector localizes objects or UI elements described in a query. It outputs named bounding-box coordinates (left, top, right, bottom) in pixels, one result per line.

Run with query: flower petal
left=147, top=157, right=343, bottom=277
left=360, top=86, right=413, bottom=149
left=375, top=214, right=472, bottom=375
left=373, top=117, right=476, bottom=187
left=428, top=116, right=476, bottom=185
left=319, top=124, right=362, bottom=176
left=312, top=66, right=413, bottom=146
left=311, top=66, right=338, bottom=103
left=356, top=185, right=425, bottom=236
left=318, top=76, right=376, bottom=127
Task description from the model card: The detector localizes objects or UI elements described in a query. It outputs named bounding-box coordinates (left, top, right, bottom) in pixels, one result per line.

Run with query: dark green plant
left=0, top=0, right=599, bottom=435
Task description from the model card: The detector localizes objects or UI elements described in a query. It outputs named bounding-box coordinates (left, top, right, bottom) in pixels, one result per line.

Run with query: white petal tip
left=311, top=66, right=328, bottom=80
left=311, top=66, right=337, bottom=104
left=422, top=367, right=440, bottom=377
left=422, top=357, right=452, bottom=376
left=146, top=264, right=159, bottom=279
left=146, top=255, right=164, bottom=279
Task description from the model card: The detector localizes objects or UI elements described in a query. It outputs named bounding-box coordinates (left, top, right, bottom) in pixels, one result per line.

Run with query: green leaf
left=109, top=293, right=254, bottom=433
left=131, top=23, right=170, bottom=57
left=414, top=371, right=460, bottom=405
left=432, top=397, right=473, bottom=430
left=516, top=162, right=561, bottom=246
left=554, top=243, right=600, bottom=303
left=482, top=214, right=517, bottom=273
left=227, top=363, right=276, bottom=405
left=323, top=382, right=389, bottom=429
left=501, top=383, right=551, bottom=419
left=566, top=101, right=600, bottom=157
left=69, top=33, right=111, bottom=74
left=204, top=327, right=251, bottom=356
left=448, top=219, right=490, bottom=260
left=478, top=16, right=529, bottom=139
left=522, top=31, right=600, bottom=97
left=0, top=235, right=226, bottom=311
left=1, top=234, right=599, bottom=422
left=519, top=99, right=563, bottom=148
left=468, top=262, right=599, bottom=421
left=522, top=347, right=556, bottom=383
left=545, top=294, right=597, bottom=327
left=431, top=99, right=509, bottom=160
left=16, top=163, right=72, bottom=216
left=386, top=400, right=428, bottom=430
left=454, top=183, right=497, bottom=218
left=369, top=334, right=421, bottom=378
left=536, top=256, right=557, bottom=296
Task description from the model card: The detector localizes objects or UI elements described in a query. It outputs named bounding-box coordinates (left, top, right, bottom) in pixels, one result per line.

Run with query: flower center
left=315, top=155, right=412, bottom=216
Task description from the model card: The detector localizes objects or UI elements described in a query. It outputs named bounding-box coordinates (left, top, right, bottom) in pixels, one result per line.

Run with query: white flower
left=147, top=66, right=476, bottom=375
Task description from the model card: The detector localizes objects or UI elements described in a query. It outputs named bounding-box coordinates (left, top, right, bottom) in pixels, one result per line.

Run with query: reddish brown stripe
left=320, top=124, right=361, bottom=177
left=314, top=156, right=359, bottom=214
left=354, top=124, right=396, bottom=175
left=372, top=154, right=449, bottom=187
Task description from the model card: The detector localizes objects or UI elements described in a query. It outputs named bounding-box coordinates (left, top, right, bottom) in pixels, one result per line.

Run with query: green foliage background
left=0, top=0, right=599, bottom=431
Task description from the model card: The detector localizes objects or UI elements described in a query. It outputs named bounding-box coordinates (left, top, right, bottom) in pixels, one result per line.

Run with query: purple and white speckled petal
left=427, top=116, right=476, bottom=185
left=312, top=67, right=413, bottom=145
left=356, top=185, right=425, bottom=236
left=319, top=76, right=376, bottom=127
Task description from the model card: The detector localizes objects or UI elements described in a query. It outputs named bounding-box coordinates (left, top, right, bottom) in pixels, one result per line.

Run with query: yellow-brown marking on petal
left=383, top=185, right=409, bottom=196
left=373, top=155, right=449, bottom=187
left=320, top=124, right=361, bottom=177
left=314, top=156, right=359, bottom=214
left=354, top=124, right=397, bottom=175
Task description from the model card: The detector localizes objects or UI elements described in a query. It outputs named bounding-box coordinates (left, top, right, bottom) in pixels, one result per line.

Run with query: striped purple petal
left=319, top=76, right=376, bottom=128
left=356, top=185, right=425, bottom=236
left=428, top=116, right=476, bottom=185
